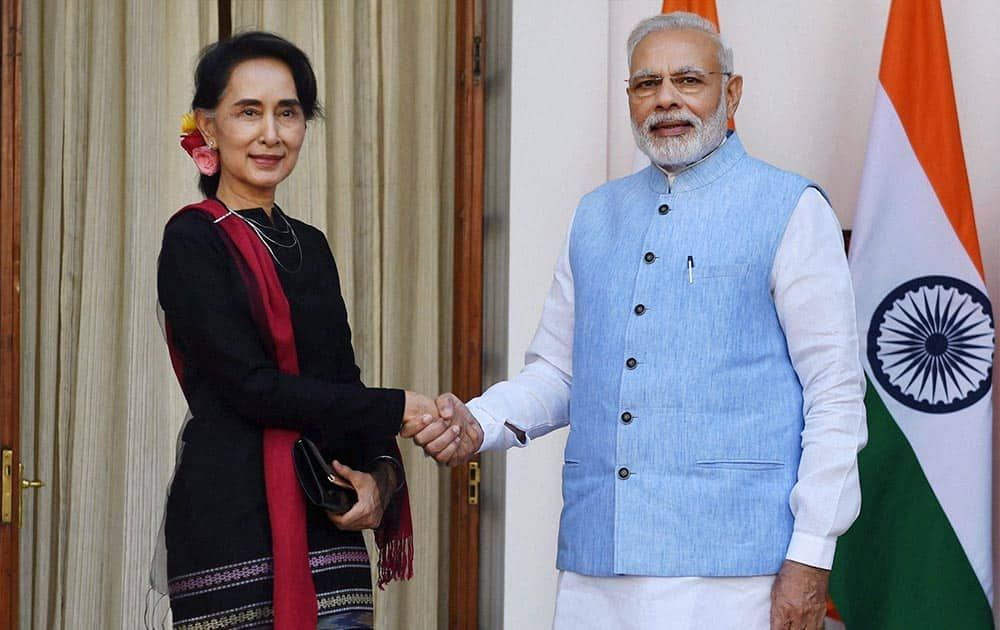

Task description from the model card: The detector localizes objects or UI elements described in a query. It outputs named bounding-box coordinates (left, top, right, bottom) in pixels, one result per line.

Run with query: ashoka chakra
left=868, top=275, right=994, bottom=414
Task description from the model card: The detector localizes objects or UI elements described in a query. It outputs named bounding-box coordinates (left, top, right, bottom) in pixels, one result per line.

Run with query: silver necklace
left=238, top=210, right=292, bottom=236
left=214, top=203, right=303, bottom=273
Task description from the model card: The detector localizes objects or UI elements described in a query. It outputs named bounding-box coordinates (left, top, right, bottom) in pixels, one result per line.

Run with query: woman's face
left=200, top=57, right=306, bottom=203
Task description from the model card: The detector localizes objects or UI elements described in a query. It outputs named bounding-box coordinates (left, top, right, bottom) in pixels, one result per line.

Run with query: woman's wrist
left=368, top=458, right=401, bottom=511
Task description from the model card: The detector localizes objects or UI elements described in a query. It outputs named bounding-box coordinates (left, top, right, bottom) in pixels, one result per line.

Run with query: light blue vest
left=559, top=133, right=818, bottom=577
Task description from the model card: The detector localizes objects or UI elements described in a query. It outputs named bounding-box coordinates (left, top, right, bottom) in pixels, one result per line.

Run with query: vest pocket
left=695, top=458, right=784, bottom=471
left=691, top=262, right=750, bottom=280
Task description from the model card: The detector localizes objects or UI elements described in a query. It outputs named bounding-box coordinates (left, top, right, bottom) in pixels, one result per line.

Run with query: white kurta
left=553, top=572, right=773, bottom=630
left=468, top=186, right=867, bottom=628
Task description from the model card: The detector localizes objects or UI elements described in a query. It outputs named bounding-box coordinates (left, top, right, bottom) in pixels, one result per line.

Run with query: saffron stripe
left=878, top=0, right=983, bottom=278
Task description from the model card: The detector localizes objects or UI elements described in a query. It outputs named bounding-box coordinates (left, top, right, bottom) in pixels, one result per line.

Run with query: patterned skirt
left=168, top=546, right=374, bottom=630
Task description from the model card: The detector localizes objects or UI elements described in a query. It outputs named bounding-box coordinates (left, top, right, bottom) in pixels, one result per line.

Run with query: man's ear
left=725, top=74, right=743, bottom=119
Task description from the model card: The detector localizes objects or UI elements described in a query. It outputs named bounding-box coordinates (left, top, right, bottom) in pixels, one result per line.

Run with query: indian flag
left=829, top=1, right=995, bottom=628
left=660, top=0, right=719, bottom=26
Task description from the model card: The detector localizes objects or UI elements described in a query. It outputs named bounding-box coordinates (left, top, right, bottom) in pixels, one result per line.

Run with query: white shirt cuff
left=469, top=401, right=529, bottom=452
left=785, top=530, right=837, bottom=570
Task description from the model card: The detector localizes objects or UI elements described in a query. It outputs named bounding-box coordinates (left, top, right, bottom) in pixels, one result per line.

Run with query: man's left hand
left=769, top=559, right=829, bottom=630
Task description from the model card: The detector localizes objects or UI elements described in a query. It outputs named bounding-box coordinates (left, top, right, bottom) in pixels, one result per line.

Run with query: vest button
left=625, top=357, right=637, bottom=369
left=658, top=204, right=670, bottom=215
left=633, top=304, right=645, bottom=315
left=644, top=251, right=656, bottom=264
left=620, top=411, right=632, bottom=424
left=617, top=467, right=630, bottom=480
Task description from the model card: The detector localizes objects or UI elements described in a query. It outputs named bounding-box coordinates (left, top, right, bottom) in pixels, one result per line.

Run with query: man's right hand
left=411, top=393, right=484, bottom=467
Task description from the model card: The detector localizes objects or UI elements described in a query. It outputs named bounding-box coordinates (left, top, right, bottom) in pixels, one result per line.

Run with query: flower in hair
left=179, top=111, right=218, bottom=176
left=190, top=146, right=220, bottom=176
left=181, top=111, right=197, bottom=135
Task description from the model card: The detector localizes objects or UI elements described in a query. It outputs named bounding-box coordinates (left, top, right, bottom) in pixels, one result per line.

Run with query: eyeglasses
left=626, top=71, right=732, bottom=98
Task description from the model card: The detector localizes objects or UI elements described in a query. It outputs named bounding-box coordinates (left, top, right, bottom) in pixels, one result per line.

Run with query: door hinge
left=467, top=461, right=480, bottom=505
left=472, top=35, right=482, bottom=84
left=472, top=0, right=483, bottom=84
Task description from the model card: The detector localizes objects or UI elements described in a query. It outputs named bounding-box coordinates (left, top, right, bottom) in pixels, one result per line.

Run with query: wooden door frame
left=0, top=0, right=22, bottom=627
left=450, top=0, right=485, bottom=627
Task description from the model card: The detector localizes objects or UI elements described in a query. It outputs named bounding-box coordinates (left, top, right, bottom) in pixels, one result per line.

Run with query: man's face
left=627, top=28, right=742, bottom=169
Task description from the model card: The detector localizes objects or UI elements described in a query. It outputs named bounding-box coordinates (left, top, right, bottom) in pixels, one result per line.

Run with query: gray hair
left=626, top=12, right=734, bottom=74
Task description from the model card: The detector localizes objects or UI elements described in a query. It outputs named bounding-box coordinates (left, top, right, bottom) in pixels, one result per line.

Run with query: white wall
left=503, top=1, right=608, bottom=627
left=501, top=1, right=1000, bottom=628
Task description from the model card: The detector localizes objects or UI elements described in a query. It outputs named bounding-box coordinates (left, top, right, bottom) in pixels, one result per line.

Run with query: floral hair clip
left=180, top=111, right=219, bottom=176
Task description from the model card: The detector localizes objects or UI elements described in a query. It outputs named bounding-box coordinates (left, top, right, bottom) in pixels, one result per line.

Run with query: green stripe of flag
left=830, top=378, right=994, bottom=629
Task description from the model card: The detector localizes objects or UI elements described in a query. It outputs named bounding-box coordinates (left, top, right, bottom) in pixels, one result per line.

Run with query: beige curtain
left=20, top=0, right=453, bottom=628
left=19, top=1, right=217, bottom=626
left=228, top=2, right=455, bottom=628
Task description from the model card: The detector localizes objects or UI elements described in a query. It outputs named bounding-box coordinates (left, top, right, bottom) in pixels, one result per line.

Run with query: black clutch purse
left=292, top=437, right=358, bottom=515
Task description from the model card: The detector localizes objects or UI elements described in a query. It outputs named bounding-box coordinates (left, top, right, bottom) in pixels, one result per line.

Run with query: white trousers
left=552, top=571, right=775, bottom=630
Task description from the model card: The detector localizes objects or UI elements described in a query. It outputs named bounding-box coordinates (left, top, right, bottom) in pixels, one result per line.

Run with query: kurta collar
left=644, top=130, right=746, bottom=194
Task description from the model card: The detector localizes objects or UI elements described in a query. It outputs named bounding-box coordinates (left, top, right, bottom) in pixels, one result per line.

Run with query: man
left=410, top=12, right=866, bottom=630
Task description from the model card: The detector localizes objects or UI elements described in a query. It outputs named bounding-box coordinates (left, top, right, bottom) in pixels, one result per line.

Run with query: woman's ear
left=194, top=109, right=217, bottom=148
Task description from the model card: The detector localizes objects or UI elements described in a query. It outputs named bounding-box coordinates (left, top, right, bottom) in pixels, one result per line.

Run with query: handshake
left=400, top=391, right=484, bottom=467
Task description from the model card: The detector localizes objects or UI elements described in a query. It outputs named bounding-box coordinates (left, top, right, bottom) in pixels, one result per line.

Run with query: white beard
left=631, top=92, right=729, bottom=170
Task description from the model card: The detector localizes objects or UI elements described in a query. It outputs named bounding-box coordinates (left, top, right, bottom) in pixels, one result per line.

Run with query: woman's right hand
left=399, top=390, right=441, bottom=437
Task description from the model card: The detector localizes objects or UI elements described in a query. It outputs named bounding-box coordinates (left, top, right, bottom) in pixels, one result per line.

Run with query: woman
left=158, top=32, right=436, bottom=629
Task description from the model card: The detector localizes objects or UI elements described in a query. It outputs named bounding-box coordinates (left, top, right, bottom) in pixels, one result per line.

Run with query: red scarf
left=167, top=200, right=413, bottom=628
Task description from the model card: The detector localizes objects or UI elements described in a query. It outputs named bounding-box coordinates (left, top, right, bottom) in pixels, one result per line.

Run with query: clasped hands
left=327, top=391, right=479, bottom=530
left=401, top=391, right=483, bottom=466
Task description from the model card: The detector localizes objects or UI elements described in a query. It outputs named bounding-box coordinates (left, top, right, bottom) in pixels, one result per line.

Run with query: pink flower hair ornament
left=180, top=112, right=219, bottom=176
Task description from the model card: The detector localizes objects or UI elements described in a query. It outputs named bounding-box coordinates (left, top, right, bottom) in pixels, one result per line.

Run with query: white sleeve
left=772, top=187, right=868, bottom=570
left=469, top=234, right=575, bottom=451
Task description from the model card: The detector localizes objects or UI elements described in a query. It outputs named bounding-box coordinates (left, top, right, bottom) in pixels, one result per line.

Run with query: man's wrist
left=780, top=558, right=830, bottom=575
left=503, top=421, right=527, bottom=444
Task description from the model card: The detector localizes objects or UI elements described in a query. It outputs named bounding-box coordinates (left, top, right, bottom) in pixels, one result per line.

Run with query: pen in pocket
left=687, top=255, right=694, bottom=284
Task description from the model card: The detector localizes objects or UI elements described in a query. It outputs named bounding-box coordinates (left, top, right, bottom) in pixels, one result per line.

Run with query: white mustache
left=642, top=111, right=701, bottom=132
